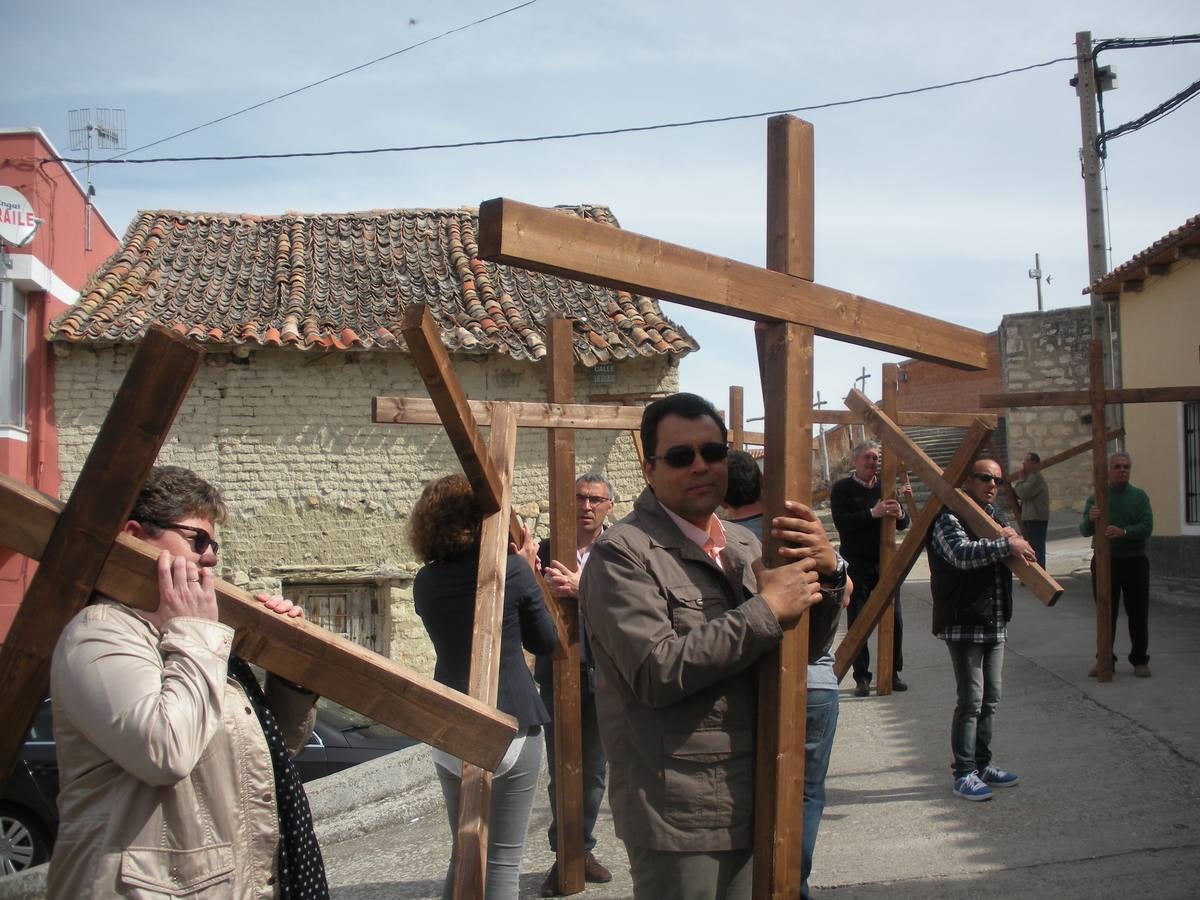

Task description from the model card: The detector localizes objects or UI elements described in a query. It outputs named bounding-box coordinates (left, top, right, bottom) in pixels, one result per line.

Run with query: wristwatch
left=819, top=553, right=848, bottom=589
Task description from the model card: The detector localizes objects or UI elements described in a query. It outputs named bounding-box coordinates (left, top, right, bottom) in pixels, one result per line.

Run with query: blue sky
left=9, top=1, right=1198, bottom=417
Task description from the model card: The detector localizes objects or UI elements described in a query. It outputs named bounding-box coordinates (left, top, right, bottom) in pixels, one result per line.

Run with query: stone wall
left=999, top=306, right=1095, bottom=517
left=54, top=345, right=678, bottom=673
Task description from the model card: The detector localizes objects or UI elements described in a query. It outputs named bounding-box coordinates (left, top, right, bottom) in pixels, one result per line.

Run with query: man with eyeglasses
left=580, top=393, right=846, bottom=900
left=535, top=473, right=616, bottom=895
left=928, top=457, right=1037, bottom=802
left=1081, top=451, right=1154, bottom=678
left=831, top=439, right=912, bottom=697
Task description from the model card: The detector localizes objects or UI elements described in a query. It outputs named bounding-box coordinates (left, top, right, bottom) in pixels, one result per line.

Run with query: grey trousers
left=625, top=844, right=753, bottom=900
left=435, top=733, right=543, bottom=900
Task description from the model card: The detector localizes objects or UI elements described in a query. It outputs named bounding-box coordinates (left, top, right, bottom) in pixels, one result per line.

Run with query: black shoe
left=892, top=674, right=908, bottom=691
left=540, top=862, right=560, bottom=897
left=854, top=677, right=870, bottom=697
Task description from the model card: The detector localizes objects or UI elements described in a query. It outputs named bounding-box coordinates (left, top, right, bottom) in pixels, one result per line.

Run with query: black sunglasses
left=154, top=522, right=219, bottom=555
left=971, top=473, right=1004, bottom=486
left=649, top=442, right=730, bottom=469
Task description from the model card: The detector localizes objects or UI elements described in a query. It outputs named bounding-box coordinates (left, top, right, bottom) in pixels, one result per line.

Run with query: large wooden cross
left=0, top=327, right=519, bottom=785
left=376, top=309, right=656, bottom=896
left=980, top=341, right=1200, bottom=681
left=476, top=114, right=992, bottom=897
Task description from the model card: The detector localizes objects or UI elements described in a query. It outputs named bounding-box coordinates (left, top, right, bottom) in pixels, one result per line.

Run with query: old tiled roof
left=1085, top=212, right=1200, bottom=301
left=48, top=205, right=697, bottom=366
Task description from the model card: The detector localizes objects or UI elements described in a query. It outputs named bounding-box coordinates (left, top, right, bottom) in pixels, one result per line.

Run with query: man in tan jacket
left=580, top=393, right=846, bottom=900
left=48, top=466, right=326, bottom=898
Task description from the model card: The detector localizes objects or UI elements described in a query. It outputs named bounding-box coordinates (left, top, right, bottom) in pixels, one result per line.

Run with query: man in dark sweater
left=1081, top=451, right=1155, bottom=678
left=831, top=440, right=911, bottom=696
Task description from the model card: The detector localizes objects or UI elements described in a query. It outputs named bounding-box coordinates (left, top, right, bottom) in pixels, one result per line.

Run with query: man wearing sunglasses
left=928, top=457, right=1037, bottom=803
left=1080, top=451, right=1154, bottom=678
left=580, top=393, right=846, bottom=900
left=535, top=473, right=616, bottom=895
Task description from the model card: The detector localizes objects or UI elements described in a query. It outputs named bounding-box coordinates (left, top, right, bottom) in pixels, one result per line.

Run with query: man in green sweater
left=1080, top=451, right=1154, bottom=678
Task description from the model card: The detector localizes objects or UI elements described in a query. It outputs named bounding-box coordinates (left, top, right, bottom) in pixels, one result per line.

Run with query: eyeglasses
left=649, top=442, right=730, bottom=469
left=971, top=473, right=1004, bottom=486
left=575, top=493, right=611, bottom=507
left=155, top=523, right=219, bottom=555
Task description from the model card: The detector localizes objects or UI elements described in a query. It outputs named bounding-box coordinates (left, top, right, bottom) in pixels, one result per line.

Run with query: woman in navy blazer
left=411, top=474, right=559, bottom=900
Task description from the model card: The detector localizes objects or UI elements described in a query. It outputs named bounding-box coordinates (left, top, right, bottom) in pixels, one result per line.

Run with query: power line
left=42, top=54, right=1075, bottom=167
left=68, top=0, right=541, bottom=171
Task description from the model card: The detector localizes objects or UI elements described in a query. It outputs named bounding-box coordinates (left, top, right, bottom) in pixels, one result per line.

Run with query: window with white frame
left=0, top=281, right=28, bottom=429
left=1185, top=401, right=1200, bottom=526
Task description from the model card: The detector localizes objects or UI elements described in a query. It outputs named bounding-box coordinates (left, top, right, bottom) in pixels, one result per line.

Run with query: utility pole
left=1027, top=252, right=1045, bottom=311
left=814, top=391, right=830, bottom=483
left=1073, top=30, right=1122, bottom=434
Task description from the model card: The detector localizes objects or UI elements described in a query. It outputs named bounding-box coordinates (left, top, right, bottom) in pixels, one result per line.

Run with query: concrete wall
left=1118, top=259, right=1200, bottom=575
left=999, top=307, right=1094, bottom=518
left=54, top=345, right=677, bottom=672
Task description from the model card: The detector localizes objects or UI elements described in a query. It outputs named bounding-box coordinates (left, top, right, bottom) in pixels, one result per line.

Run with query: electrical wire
left=40, top=54, right=1075, bottom=167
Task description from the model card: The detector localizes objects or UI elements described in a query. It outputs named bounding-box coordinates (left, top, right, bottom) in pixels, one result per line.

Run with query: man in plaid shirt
left=928, top=457, right=1037, bottom=802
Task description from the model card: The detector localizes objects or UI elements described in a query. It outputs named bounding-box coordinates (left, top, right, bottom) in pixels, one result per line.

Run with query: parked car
left=0, top=696, right=413, bottom=873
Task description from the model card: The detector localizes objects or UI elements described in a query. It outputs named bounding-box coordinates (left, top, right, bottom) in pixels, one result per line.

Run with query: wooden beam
left=1007, top=428, right=1124, bottom=480
left=1090, top=342, right=1114, bottom=683
left=980, top=386, right=1200, bottom=408
left=546, top=317, right=586, bottom=896
left=0, top=326, right=203, bottom=779
left=834, top=421, right=992, bottom=679
left=845, top=389, right=1064, bottom=606
left=453, top=404, right=518, bottom=898
left=875, top=364, right=899, bottom=695
left=749, top=409, right=999, bottom=431
left=729, top=385, right=745, bottom=451
left=401, top=303, right=505, bottom=514
left=0, top=474, right=518, bottom=771
left=753, top=114, right=812, bottom=899
left=986, top=435, right=1024, bottom=537
left=373, top=396, right=644, bottom=431
left=477, top=198, right=990, bottom=370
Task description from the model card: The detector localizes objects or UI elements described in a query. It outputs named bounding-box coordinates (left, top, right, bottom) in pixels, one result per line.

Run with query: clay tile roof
left=48, top=205, right=698, bottom=366
left=1084, top=212, right=1200, bottom=301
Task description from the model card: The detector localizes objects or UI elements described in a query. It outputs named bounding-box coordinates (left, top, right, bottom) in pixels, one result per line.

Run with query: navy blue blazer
left=414, top=551, right=558, bottom=729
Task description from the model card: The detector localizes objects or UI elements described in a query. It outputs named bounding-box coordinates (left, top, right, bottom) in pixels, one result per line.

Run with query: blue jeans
left=540, top=671, right=608, bottom=852
left=801, top=688, right=839, bottom=900
left=436, top=733, right=543, bottom=900
left=945, top=641, right=1004, bottom=778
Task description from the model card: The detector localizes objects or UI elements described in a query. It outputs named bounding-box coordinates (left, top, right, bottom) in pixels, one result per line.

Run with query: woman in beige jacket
left=47, top=466, right=327, bottom=898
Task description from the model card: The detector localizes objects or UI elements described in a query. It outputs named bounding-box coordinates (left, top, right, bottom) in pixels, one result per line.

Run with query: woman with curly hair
left=411, top=474, right=559, bottom=899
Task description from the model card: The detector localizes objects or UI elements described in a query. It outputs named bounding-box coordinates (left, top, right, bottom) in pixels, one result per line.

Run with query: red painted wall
left=0, top=128, right=122, bottom=639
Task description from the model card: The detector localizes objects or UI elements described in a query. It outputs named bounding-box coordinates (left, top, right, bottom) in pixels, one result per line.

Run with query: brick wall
left=999, top=306, right=1094, bottom=515
left=55, top=345, right=677, bottom=673
left=896, top=333, right=1004, bottom=414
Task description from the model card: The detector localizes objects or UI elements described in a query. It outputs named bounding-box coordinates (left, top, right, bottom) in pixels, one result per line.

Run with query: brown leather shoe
left=584, top=852, right=613, bottom=884
left=854, top=677, right=870, bottom=697
left=540, top=862, right=560, bottom=897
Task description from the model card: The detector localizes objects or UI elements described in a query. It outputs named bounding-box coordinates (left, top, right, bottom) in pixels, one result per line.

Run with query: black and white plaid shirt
left=931, top=504, right=1011, bottom=643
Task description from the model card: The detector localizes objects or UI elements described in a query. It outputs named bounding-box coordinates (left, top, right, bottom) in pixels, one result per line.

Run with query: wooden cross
left=475, top=114, right=992, bottom=896
left=382, top=304, right=659, bottom=896
left=979, top=342, right=1200, bottom=681
left=0, top=326, right=518, bottom=785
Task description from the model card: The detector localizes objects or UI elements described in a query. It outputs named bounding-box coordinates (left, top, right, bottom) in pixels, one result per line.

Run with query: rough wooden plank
left=1090, top=342, right=1114, bottom=683
left=745, top=409, right=999, bottom=432
left=373, top=396, right=644, bottom=431
left=980, top=386, right=1200, bottom=407
left=1007, top=428, right=1124, bottom=480
left=0, top=474, right=519, bottom=771
left=846, top=389, right=1064, bottom=606
left=875, top=364, right=899, bottom=695
left=477, top=198, right=990, bottom=370
left=753, top=114, right=812, bottom=900
left=546, top=317, right=585, bottom=896
left=834, top=421, right=992, bottom=679
left=729, top=385, right=745, bottom=451
left=453, top=403, right=518, bottom=899
left=0, top=326, right=203, bottom=779
left=401, top=303, right=505, bottom=514
left=986, top=435, right=1025, bottom=537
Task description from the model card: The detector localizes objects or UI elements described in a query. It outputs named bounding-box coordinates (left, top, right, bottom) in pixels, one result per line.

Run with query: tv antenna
left=68, top=108, right=126, bottom=250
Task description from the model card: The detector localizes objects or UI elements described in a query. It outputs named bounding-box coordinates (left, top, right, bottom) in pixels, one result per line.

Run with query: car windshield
left=315, top=697, right=409, bottom=739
